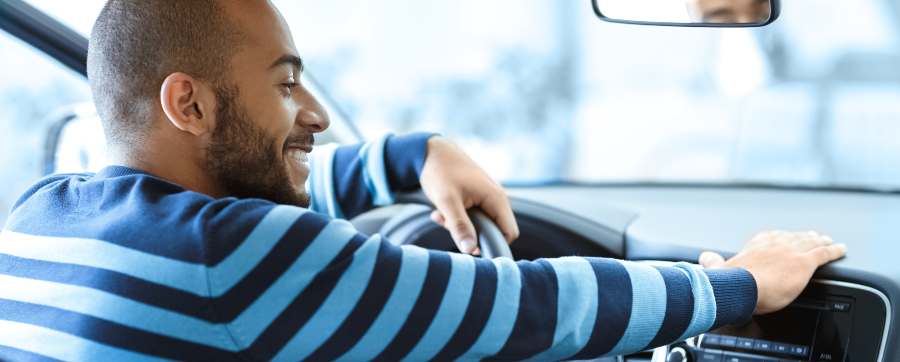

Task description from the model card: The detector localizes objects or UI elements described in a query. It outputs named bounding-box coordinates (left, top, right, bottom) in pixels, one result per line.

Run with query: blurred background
left=2, top=0, right=900, bottom=224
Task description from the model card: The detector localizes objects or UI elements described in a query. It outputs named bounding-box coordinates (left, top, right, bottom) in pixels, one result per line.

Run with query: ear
left=159, top=72, right=215, bottom=136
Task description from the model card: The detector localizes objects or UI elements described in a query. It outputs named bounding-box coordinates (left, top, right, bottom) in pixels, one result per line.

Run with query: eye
left=280, top=81, right=299, bottom=96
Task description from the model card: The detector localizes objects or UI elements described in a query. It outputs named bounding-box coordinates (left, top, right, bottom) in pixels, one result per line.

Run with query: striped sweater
left=0, top=133, right=757, bottom=361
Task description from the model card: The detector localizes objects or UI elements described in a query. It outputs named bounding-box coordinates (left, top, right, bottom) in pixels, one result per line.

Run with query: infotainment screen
left=714, top=304, right=818, bottom=346
left=701, top=297, right=854, bottom=361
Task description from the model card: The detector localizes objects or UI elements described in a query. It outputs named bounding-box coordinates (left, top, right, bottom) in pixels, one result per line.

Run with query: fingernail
left=459, top=239, right=476, bottom=254
left=836, top=243, right=848, bottom=252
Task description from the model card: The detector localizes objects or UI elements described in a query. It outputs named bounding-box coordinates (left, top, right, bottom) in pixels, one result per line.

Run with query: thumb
left=699, top=251, right=727, bottom=268
left=432, top=195, right=478, bottom=254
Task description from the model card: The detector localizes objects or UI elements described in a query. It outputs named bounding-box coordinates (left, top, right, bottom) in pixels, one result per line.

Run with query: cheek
left=248, top=97, right=297, bottom=145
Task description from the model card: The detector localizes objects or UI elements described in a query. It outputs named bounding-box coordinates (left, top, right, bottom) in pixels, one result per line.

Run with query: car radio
left=663, top=280, right=889, bottom=362
left=696, top=295, right=853, bottom=361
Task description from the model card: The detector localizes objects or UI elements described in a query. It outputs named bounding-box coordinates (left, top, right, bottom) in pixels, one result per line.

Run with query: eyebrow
left=269, top=54, right=304, bottom=73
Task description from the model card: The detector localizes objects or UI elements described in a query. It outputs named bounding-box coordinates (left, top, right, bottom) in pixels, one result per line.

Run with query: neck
left=107, top=142, right=225, bottom=198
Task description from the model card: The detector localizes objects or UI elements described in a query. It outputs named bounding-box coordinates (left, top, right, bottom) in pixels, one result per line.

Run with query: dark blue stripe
left=0, top=345, right=64, bottom=362
left=0, top=299, right=237, bottom=361
left=570, top=258, right=633, bottom=359
left=384, top=133, right=432, bottom=191
left=333, top=144, right=376, bottom=219
left=203, top=199, right=280, bottom=264
left=244, top=234, right=366, bottom=360
left=431, top=258, right=498, bottom=361
left=0, top=253, right=212, bottom=320
left=648, top=266, right=695, bottom=348
left=374, top=251, right=452, bottom=361
left=0, top=212, right=329, bottom=323
left=707, top=268, right=757, bottom=329
left=492, top=259, right=558, bottom=360
left=214, top=212, right=329, bottom=320
left=303, top=239, right=404, bottom=361
left=5, top=173, right=245, bottom=264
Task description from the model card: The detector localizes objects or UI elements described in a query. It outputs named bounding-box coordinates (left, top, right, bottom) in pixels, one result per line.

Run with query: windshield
left=29, top=0, right=900, bottom=190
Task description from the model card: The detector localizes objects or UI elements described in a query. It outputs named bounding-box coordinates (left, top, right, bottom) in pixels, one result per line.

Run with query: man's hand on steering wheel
left=419, top=136, right=520, bottom=255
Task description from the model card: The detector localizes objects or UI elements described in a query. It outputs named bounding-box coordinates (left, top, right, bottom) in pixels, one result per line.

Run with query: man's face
left=690, top=0, right=771, bottom=23
left=205, top=0, right=329, bottom=207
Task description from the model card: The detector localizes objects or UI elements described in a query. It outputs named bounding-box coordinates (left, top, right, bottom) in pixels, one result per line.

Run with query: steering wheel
left=380, top=192, right=514, bottom=259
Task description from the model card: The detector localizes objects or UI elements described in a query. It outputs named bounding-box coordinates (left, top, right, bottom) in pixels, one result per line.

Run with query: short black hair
left=87, top=0, right=243, bottom=145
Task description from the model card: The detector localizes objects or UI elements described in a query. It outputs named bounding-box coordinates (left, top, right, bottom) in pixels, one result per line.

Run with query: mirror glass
left=593, top=0, right=773, bottom=26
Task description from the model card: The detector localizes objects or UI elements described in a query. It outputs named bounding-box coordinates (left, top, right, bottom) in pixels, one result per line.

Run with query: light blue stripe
left=208, top=205, right=307, bottom=296
left=1, top=206, right=308, bottom=299
left=273, top=236, right=383, bottom=361
left=228, top=219, right=356, bottom=346
left=0, top=320, right=167, bottom=362
left=307, top=144, right=326, bottom=214
left=0, top=230, right=208, bottom=296
left=526, top=257, right=599, bottom=361
left=336, top=245, right=430, bottom=361
left=608, top=261, right=667, bottom=355
left=0, top=274, right=235, bottom=350
left=462, top=257, right=522, bottom=360
left=309, top=143, right=342, bottom=218
left=674, top=262, right=717, bottom=340
left=364, top=134, right=395, bottom=206
left=357, top=142, right=379, bottom=202
left=401, top=253, right=475, bottom=362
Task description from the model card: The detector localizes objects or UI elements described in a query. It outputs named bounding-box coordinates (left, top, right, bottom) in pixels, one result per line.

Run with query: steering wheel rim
left=384, top=192, right=514, bottom=259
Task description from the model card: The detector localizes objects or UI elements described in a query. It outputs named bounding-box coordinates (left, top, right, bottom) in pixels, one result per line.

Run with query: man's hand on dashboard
left=419, top=136, right=519, bottom=254
left=699, top=231, right=847, bottom=315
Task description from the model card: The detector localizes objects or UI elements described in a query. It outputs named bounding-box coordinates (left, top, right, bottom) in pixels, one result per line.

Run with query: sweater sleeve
left=208, top=205, right=758, bottom=361
left=306, top=133, right=434, bottom=219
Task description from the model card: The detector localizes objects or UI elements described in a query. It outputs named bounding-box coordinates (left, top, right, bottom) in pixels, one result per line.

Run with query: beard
left=205, top=85, right=310, bottom=207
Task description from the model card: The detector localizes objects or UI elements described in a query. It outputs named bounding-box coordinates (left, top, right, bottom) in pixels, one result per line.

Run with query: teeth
left=288, top=149, right=308, bottom=163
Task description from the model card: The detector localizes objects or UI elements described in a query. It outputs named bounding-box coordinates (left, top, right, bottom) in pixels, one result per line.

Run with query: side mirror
left=592, top=0, right=779, bottom=27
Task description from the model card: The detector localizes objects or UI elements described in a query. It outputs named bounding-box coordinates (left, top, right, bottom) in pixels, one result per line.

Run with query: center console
left=663, top=280, right=890, bottom=362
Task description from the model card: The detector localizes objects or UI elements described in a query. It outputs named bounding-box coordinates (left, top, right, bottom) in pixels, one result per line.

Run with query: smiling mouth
left=284, top=139, right=312, bottom=163
left=286, top=147, right=310, bottom=163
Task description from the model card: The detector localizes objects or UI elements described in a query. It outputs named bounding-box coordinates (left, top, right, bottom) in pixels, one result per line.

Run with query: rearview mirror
left=592, top=0, right=779, bottom=27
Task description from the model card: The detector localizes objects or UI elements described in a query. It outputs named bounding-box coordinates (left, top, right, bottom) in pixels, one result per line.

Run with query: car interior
left=0, top=0, right=897, bottom=361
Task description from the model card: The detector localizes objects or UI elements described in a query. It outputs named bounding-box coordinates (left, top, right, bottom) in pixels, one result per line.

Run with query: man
left=687, top=0, right=773, bottom=23
left=0, top=0, right=845, bottom=360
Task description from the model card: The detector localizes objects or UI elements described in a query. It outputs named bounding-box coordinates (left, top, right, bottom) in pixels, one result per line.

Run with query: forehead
left=696, top=0, right=762, bottom=8
left=222, top=0, right=298, bottom=69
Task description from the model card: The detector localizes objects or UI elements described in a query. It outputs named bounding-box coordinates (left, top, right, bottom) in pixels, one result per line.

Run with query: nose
left=296, top=88, right=331, bottom=133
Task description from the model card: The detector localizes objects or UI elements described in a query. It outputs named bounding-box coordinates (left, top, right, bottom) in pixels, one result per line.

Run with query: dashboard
left=506, top=185, right=898, bottom=362
left=355, top=184, right=899, bottom=361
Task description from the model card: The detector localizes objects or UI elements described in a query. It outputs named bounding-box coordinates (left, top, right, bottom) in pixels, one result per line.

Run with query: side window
left=0, top=30, right=92, bottom=225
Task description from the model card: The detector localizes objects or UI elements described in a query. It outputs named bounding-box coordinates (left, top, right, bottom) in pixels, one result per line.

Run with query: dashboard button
left=696, top=350, right=723, bottom=362
left=736, top=338, right=755, bottom=350
left=772, top=343, right=790, bottom=354
left=753, top=340, right=776, bottom=353
left=830, top=302, right=851, bottom=312
left=702, top=334, right=723, bottom=348
left=719, top=336, right=737, bottom=348
left=788, top=345, right=809, bottom=357
left=721, top=352, right=778, bottom=362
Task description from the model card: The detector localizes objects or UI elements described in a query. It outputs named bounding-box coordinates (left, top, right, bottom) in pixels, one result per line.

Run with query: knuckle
left=436, top=193, right=458, bottom=204
left=450, top=219, right=473, bottom=232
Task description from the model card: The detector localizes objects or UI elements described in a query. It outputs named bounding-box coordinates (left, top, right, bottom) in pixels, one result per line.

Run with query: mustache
left=284, top=133, right=315, bottom=148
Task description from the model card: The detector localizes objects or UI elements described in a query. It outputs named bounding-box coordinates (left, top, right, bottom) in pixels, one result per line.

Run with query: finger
left=795, top=232, right=833, bottom=251
left=807, top=243, right=848, bottom=265
left=479, top=193, right=519, bottom=242
left=432, top=194, right=478, bottom=254
left=430, top=210, right=445, bottom=225
left=699, top=251, right=727, bottom=268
